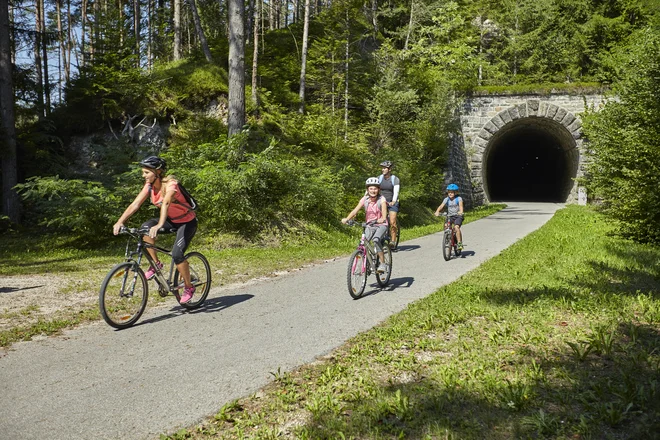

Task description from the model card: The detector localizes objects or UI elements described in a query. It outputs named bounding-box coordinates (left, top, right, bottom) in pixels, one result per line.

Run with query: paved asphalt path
left=0, top=202, right=563, bottom=440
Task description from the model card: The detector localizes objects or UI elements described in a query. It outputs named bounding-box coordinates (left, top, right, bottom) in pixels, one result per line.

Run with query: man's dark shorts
left=388, top=201, right=400, bottom=213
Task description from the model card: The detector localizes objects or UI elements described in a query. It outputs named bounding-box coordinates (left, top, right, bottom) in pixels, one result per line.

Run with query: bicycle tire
left=442, top=230, right=452, bottom=261
left=174, top=252, right=212, bottom=309
left=347, top=249, right=367, bottom=299
left=99, top=262, right=148, bottom=329
left=376, top=244, right=392, bottom=287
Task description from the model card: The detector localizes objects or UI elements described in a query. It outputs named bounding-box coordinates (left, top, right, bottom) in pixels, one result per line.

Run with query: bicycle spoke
left=100, top=263, right=148, bottom=329
left=347, top=250, right=367, bottom=299
left=174, top=252, right=211, bottom=309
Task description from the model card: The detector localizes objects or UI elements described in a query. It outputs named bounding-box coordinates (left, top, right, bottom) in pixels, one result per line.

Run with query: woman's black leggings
left=142, top=217, right=198, bottom=264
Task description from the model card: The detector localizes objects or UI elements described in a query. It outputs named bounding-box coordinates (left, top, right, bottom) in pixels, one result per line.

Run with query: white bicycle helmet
left=365, top=177, right=380, bottom=187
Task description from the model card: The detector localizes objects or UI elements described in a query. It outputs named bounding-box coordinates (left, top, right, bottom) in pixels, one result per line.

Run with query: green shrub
left=582, top=27, right=660, bottom=243
left=166, top=140, right=348, bottom=236
left=15, top=175, right=140, bottom=237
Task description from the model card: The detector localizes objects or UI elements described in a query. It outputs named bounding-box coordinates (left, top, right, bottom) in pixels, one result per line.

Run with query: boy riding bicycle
left=342, top=177, right=390, bottom=274
left=434, top=183, right=464, bottom=250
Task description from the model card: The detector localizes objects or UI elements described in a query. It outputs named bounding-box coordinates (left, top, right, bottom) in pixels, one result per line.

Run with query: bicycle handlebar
left=345, top=220, right=378, bottom=228
left=118, top=226, right=177, bottom=236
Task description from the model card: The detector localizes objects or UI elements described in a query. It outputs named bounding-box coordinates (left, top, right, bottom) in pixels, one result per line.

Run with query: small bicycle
left=346, top=220, right=393, bottom=299
left=442, top=215, right=462, bottom=261
left=99, top=226, right=211, bottom=329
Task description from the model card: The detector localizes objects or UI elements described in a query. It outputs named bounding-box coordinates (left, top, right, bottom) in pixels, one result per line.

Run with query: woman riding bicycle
left=434, top=183, right=464, bottom=250
left=342, top=177, right=390, bottom=274
left=113, top=156, right=198, bottom=304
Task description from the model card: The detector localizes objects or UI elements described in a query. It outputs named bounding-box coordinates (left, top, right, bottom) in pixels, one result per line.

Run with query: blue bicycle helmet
left=447, top=184, right=459, bottom=191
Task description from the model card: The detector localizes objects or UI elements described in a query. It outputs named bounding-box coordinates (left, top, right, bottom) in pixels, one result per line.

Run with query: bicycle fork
left=352, top=245, right=367, bottom=275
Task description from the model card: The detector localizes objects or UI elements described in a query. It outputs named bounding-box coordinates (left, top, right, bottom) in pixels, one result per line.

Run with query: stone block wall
left=448, top=93, right=609, bottom=206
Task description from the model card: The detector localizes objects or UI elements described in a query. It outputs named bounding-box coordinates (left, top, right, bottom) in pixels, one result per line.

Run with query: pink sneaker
left=144, top=261, right=163, bottom=280
left=180, top=285, right=196, bottom=304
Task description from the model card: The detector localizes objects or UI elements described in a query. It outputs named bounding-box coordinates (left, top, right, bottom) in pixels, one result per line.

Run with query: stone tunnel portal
left=484, top=118, right=579, bottom=202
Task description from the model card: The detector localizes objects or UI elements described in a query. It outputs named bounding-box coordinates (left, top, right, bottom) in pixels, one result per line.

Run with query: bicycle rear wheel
left=442, top=230, right=452, bottom=261
left=99, top=262, right=148, bottom=329
left=347, top=249, right=367, bottom=299
left=376, top=244, right=392, bottom=287
left=174, top=252, right=212, bottom=309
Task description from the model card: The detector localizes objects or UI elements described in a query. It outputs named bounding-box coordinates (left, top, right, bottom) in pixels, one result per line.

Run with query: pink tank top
left=142, top=181, right=196, bottom=223
left=364, top=196, right=387, bottom=225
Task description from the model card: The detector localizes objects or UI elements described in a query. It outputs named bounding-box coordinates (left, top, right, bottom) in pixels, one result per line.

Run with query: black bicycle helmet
left=138, top=156, right=167, bottom=171
left=379, top=160, right=393, bottom=168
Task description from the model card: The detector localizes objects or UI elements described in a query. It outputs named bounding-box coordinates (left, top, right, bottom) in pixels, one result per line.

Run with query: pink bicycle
left=346, top=220, right=393, bottom=299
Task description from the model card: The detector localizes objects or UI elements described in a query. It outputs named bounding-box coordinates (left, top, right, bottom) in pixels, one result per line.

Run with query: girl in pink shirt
left=341, top=177, right=390, bottom=275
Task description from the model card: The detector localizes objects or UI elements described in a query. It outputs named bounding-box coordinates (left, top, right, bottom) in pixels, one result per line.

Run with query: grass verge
left=0, top=204, right=504, bottom=347
left=166, top=206, right=660, bottom=439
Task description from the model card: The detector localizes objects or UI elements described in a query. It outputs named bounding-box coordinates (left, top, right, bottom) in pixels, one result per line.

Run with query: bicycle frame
left=123, top=228, right=179, bottom=295
left=352, top=230, right=379, bottom=275
left=444, top=219, right=457, bottom=248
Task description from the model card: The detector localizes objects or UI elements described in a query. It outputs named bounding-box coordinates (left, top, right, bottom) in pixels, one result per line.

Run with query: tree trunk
left=147, top=0, right=152, bottom=68
left=344, top=9, right=349, bottom=141
left=298, top=0, right=310, bottom=114
left=228, top=0, right=246, bottom=138
left=247, top=0, right=253, bottom=45
left=0, top=0, right=20, bottom=222
left=268, top=0, right=273, bottom=30
left=66, top=0, right=72, bottom=81
left=173, top=0, right=182, bottom=60
left=371, top=0, right=377, bottom=36
left=81, top=0, right=87, bottom=67
left=40, top=0, right=50, bottom=115
left=119, top=0, right=124, bottom=46
left=404, top=0, right=413, bottom=50
left=189, top=0, right=213, bottom=62
left=186, top=3, right=191, bottom=55
left=251, top=0, right=259, bottom=108
left=56, top=0, right=69, bottom=91
left=134, top=0, right=141, bottom=67
left=34, top=0, right=44, bottom=117
left=92, top=0, right=99, bottom=62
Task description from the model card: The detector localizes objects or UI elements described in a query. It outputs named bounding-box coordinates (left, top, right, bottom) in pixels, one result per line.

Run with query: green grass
left=167, top=206, right=660, bottom=439
left=0, top=204, right=504, bottom=347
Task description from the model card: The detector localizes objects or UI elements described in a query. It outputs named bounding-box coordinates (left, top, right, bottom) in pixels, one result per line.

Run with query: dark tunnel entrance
left=484, top=117, right=579, bottom=202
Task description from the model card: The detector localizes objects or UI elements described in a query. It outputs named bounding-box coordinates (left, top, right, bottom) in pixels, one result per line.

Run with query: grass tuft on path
left=168, top=206, right=660, bottom=439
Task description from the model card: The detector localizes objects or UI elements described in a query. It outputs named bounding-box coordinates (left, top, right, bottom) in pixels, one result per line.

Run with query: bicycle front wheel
left=442, top=230, right=452, bottom=261
left=347, top=249, right=367, bottom=299
left=99, top=262, right=148, bottom=329
left=376, top=244, right=392, bottom=287
left=174, top=252, right=212, bottom=309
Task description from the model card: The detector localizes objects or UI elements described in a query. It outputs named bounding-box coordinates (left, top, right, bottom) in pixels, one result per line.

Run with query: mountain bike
left=442, top=215, right=462, bottom=261
left=99, top=226, right=211, bottom=329
left=346, top=221, right=393, bottom=299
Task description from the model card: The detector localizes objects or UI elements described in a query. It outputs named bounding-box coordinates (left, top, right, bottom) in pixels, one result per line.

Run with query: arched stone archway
left=469, top=99, right=583, bottom=203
